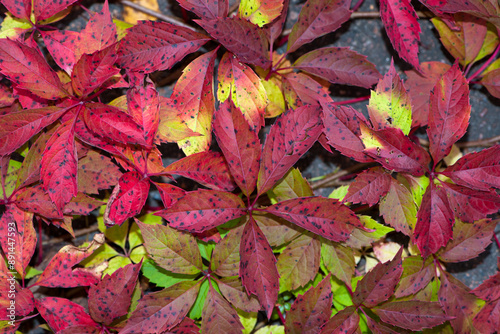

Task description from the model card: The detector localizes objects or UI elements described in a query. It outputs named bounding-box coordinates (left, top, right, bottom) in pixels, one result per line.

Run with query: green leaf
left=141, top=259, right=197, bottom=288
left=105, top=220, right=129, bottom=250
left=0, top=13, right=31, bottom=39
left=268, top=168, right=313, bottom=203
left=238, top=310, right=258, bottom=334
left=104, top=256, right=132, bottom=276
left=346, top=215, right=394, bottom=249
left=189, top=278, right=210, bottom=319
left=321, top=241, right=355, bottom=289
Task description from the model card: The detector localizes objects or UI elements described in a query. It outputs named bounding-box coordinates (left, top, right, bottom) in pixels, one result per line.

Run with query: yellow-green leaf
left=239, top=0, right=284, bottom=27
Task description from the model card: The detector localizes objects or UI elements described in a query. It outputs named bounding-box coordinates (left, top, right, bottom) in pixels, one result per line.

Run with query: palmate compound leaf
left=285, top=274, right=333, bottom=334
left=368, top=60, right=412, bottom=135
left=439, top=218, right=496, bottom=262
left=352, top=247, right=403, bottom=308
left=345, top=167, right=392, bottom=206
left=157, top=190, right=246, bottom=233
left=379, top=177, right=418, bottom=236
left=163, top=151, right=236, bottom=192
left=40, top=119, right=78, bottom=214
left=240, top=216, right=279, bottom=319
left=319, top=306, right=360, bottom=333
left=321, top=101, right=373, bottom=163
left=264, top=197, right=364, bottom=242
left=36, top=297, right=98, bottom=333
left=427, top=62, right=470, bottom=167
left=379, top=0, right=421, bottom=70
left=200, top=283, right=244, bottom=334
left=136, top=219, right=203, bottom=274
left=120, top=280, right=201, bottom=334
left=118, top=20, right=210, bottom=73
left=213, top=100, right=261, bottom=196
left=360, top=123, right=430, bottom=176
left=177, top=0, right=228, bottom=20
left=172, top=49, right=217, bottom=155
left=257, top=105, right=323, bottom=196
left=33, top=234, right=104, bottom=288
left=88, top=262, right=142, bottom=325
left=196, top=17, right=270, bottom=68
left=0, top=39, right=67, bottom=100
left=293, top=47, right=381, bottom=89
left=0, top=107, right=65, bottom=156
left=287, top=0, right=352, bottom=53
left=239, top=0, right=284, bottom=27
left=277, top=234, right=321, bottom=292
left=414, top=182, right=454, bottom=258
left=441, top=145, right=500, bottom=191
left=217, top=52, right=268, bottom=130
left=373, top=301, right=450, bottom=331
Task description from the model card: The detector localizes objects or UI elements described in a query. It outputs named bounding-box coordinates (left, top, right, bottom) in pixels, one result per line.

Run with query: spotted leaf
left=213, top=100, right=261, bottom=196
left=201, top=284, right=244, bottom=333
left=77, top=150, right=122, bottom=194
left=211, top=224, right=245, bottom=277
left=283, top=72, right=332, bottom=108
left=118, top=20, right=210, bottom=73
left=264, top=197, right=364, bottom=242
left=379, top=177, right=417, bottom=236
left=379, top=0, right=421, bottom=69
left=294, top=47, right=381, bottom=88
left=0, top=282, right=34, bottom=319
left=88, top=262, right=142, bottom=325
left=155, top=97, right=200, bottom=145
left=239, top=0, right=284, bottom=27
left=345, top=167, right=392, bottom=206
left=153, top=182, right=186, bottom=209
left=352, top=247, right=403, bottom=308
left=163, top=151, right=236, bottom=192
left=471, top=272, right=500, bottom=302
left=320, top=306, right=360, bottom=333
left=427, top=62, right=470, bottom=167
left=36, top=297, right=98, bottom=333
left=121, top=281, right=201, bottom=333
left=78, top=0, right=117, bottom=55
left=14, top=184, right=61, bottom=219
left=157, top=190, right=246, bottom=233
left=217, top=276, right=261, bottom=312
left=41, top=30, right=80, bottom=75
left=32, top=0, right=77, bottom=22
left=374, top=301, right=449, bottom=331
left=321, top=242, right=355, bottom=289
left=0, top=0, right=31, bottom=20
left=107, top=171, right=150, bottom=226
left=177, top=0, right=228, bottom=20
left=62, top=192, right=104, bottom=216
left=394, top=256, right=434, bottom=298
left=267, top=0, right=289, bottom=44
left=239, top=217, right=279, bottom=319
left=473, top=299, right=500, bottom=334
left=257, top=105, right=323, bottom=196
left=285, top=274, right=332, bottom=334
left=269, top=168, right=313, bottom=202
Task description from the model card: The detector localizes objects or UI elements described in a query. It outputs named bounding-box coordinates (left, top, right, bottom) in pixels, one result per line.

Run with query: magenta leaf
left=157, top=190, right=246, bottom=233
left=79, top=0, right=117, bottom=55
left=36, top=297, right=98, bottom=333
left=41, top=30, right=80, bottom=74
left=257, top=105, right=323, bottom=196
left=352, top=247, right=403, bottom=307
left=118, top=21, right=210, bottom=73
left=63, top=192, right=104, bottom=216
left=264, top=197, right=364, bottom=242
left=473, top=299, right=500, bottom=334
left=345, top=167, right=392, bottom=206
left=471, top=272, right=500, bottom=302
left=320, top=306, right=359, bottom=333
left=374, top=301, right=449, bottom=330
left=0, top=282, right=34, bottom=319
left=177, top=0, right=228, bottom=20
left=0, top=0, right=31, bottom=20
left=213, top=100, right=261, bottom=196
left=163, top=151, right=236, bottom=192
left=14, top=185, right=61, bottom=219
left=200, top=283, right=244, bottom=333
left=379, top=0, right=421, bottom=69
left=153, top=182, right=186, bottom=208
left=294, top=47, right=381, bottom=88
left=239, top=217, right=279, bottom=319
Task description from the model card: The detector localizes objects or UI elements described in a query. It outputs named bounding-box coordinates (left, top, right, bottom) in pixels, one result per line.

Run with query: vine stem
left=275, top=304, right=286, bottom=324
left=121, top=0, right=194, bottom=29
left=467, top=42, right=500, bottom=82
left=333, top=95, right=370, bottom=105
left=419, top=135, right=500, bottom=148
left=311, top=163, right=373, bottom=190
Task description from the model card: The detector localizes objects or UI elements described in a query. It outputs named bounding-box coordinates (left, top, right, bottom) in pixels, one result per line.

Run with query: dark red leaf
left=41, top=30, right=80, bottom=74
left=267, top=0, right=289, bottom=44
left=177, top=0, right=228, bottom=20
left=77, top=150, right=122, bottom=194
left=345, top=167, right=392, bottom=206
left=36, top=297, right=97, bottom=333
left=264, top=197, right=364, bottom=242
left=62, top=192, right=104, bottom=216
left=0, top=0, right=31, bottom=20
left=200, top=284, right=244, bottom=333
left=471, top=272, right=500, bottom=302
left=283, top=72, right=332, bottom=108
left=473, top=299, right=500, bottom=334
left=394, top=256, right=434, bottom=298
left=79, top=0, right=117, bottom=55
left=319, top=306, right=359, bottom=333
left=153, top=182, right=187, bottom=208
left=33, top=0, right=77, bottom=22
left=14, top=185, right=61, bottom=218
left=157, top=190, right=246, bottom=233
left=374, top=301, right=449, bottom=330
left=165, top=317, right=200, bottom=334
left=118, top=21, right=209, bottom=73
left=239, top=217, right=279, bottom=319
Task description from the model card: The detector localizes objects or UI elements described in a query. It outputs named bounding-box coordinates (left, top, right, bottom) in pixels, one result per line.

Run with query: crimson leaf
left=36, top=297, right=98, bottom=333
left=374, top=301, right=449, bottom=330
left=345, top=167, right=392, bottom=206
left=200, top=283, right=244, bottom=333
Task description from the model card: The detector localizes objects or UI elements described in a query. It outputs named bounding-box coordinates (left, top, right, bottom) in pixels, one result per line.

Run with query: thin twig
left=121, top=0, right=194, bottom=29
left=419, top=135, right=500, bottom=148
left=41, top=225, right=101, bottom=246
left=311, top=162, right=373, bottom=190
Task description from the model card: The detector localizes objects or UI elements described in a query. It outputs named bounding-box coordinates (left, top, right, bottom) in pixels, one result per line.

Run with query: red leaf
left=82, top=103, right=148, bottom=146
left=200, top=284, right=244, bottom=333
left=473, top=299, right=500, bottom=334
left=40, top=119, right=78, bottom=214
left=239, top=217, right=279, bottom=319
left=196, top=17, right=270, bottom=67
left=121, top=281, right=201, bottom=333
left=177, top=0, right=228, bottom=20
left=36, top=297, right=97, bottom=333
left=213, top=100, right=261, bottom=196
left=41, top=30, right=80, bottom=74
left=374, top=301, right=449, bottom=330
left=166, top=317, right=200, bottom=334
left=77, top=150, right=122, bottom=194
left=405, top=61, right=451, bottom=127
left=285, top=274, right=333, bottom=334
left=352, top=247, right=403, bottom=307
left=480, top=68, right=500, bottom=99
left=89, top=262, right=142, bottom=325
left=264, top=197, right=364, bottom=242
left=153, top=182, right=186, bottom=208
left=414, top=182, right=454, bottom=258
left=33, top=0, right=77, bottom=22
left=33, top=234, right=104, bottom=287
left=319, top=306, right=359, bottom=333
left=157, top=190, right=246, bottom=233
left=321, top=102, right=372, bottom=163
left=63, top=192, right=104, bottom=216
left=427, top=62, right=470, bottom=166
left=254, top=213, right=302, bottom=247
left=0, top=40, right=67, bottom=99
left=71, top=45, right=119, bottom=98
left=360, top=124, right=430, bottom=176
left=108, top=171, right=150, bottom=226
left=14, top=185, right=61, bottom=219
left=471, top=272, right=500, bottom=302
left=287, top=0, right=352, bottom=53
left=441, top=145, right=500, bottom=191
left=379, top=0, right=421, bottom=69
left=439, top=218, right=496, bottom=262
left=74, top=117, right=121, bottom=156
left=0, top=0, right=31, bottom=20
left=345, top=167, right=392, bottom=206
left=163, top=151, right=236, bottom=192
left=293, top=47, right=381, bottom=88
left=283, top=72, right=332, bottom=108
left=257, top=105, right=323, bottom=195
left=0, top=282, right=34, bottom=319
left=217, top=277, right=262, bottom=312
left=394, top=256, right=434, bottom=298
left=78, top=0, right=117, bottom=55
left=267, top=0, right=289, bottom=44
left=118, top=21, right=209, bottom=73
left=0, top=107, right=64, bottom=156
left=442, top=181, right=500, bottom=222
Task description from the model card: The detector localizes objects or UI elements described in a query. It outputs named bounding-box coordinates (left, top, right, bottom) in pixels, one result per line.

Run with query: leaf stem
left=351, top=0, right=365, bottom=12
left=467, top=42, right=500, bottom=82
left=275, top=304, right=286, bottom=324
left=311, top=163, right=373, bottom=190
left=494, top=233, right=500, bottom=250
left=332, top=95, right=370, bottom=105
